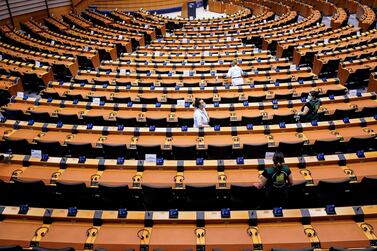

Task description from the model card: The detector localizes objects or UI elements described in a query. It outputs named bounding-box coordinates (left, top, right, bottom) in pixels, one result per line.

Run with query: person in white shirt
left=193, top=99, right=209, bottom=128
left=226, top=60, right=244, bottom=86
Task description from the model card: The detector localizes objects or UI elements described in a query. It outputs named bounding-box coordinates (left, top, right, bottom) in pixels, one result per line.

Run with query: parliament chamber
left=1, top=0, right=377, bottom=250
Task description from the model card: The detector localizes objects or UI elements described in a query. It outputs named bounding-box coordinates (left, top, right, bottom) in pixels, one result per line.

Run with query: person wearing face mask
left=193, top=98, right=210, bottom=128
left=255, top=151, right=293, bottom=208
left=226, top=60, right=244, bottom=86
left=296, top=90, right=321, bottom=122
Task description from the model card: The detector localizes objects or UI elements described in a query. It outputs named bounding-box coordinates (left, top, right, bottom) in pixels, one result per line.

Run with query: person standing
left=226, top=60, right=244, bottom=86
left=203, top=0, right=208, bottom=11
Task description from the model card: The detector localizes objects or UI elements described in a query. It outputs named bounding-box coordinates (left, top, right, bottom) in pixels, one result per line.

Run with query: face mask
left=307, top=94, right=312, bottom=102
left=201, top=103, right=206, bottom=108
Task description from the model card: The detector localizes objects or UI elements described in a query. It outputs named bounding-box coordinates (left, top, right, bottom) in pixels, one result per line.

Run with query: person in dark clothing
left=255, top=152, right=293, bottom=208
left=203, top=0, right=208, bottom=11
left=297, top=90, right=321, bottom=122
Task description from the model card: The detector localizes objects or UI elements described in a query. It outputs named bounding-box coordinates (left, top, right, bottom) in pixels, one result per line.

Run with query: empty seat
left=136, top=145, right=162, bottom=159
left=2, top=108, right=26, bottom=121
left=172, top=145, right=196, bottom=160
left=67, top=142, right=93, bottom=158
left=116, top=116, right=138, bottom=127
left=241, top=115, right=263, bottom=125
left=4, top=138, right=30, bottom=155
left=82, top=115, right=106, bottom=125
left=102, top=143, right=128, bottom=159
left=278, top=141, right=305, bottom=157
left=312, top=138, right=341, bottom=154
left=332, top=108, right=357, bottom=120
left=177, top=117, right=194, bottom=127
left=230, top=185, right=261, bottom=209
left=207, top=144, right=233, bottom=159
left=242, top=143, right=269, bottom=159
left=271, top=114, right=295, bottom=124
left=221, top=96, right=239, bottom=103
left=274, top=93, right=293, bottom=100
left=146, top=117, right=167, bottom=127
left=112, top=96, right=131, bottom=103
left=347, top=136, right=376, bottom=152
left=141, top=185, right=173, bottom=210
left=209, top=117, right=230, bottom=127
left=55, top=181, right=89, bottom=208
left=185, top=185, right=217, bottom=210
left=139, top=97, right=158, bottom=104
left=12, top=179, right=51, bottom=207
left=97, top=183, right=131, bottom=210
left=316, top=179, right=350, bottom=206
left=57, top=114, right=80, bottom=125
left=29, top=111, right=52, bottom=123
left=36, top=140, right=64, bottom=156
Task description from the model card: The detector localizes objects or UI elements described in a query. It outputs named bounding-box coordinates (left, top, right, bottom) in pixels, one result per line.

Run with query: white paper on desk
left=17, top=92, right=24, bottom=98
left=120, top=68, right=127, bottom=75
left=324, top=39, right=329, bottom=44
left=189, top=16, right=194, bottom=20
left=177, top=99, right=185, bottom=106
left=93, top=97, right=101, bottom=104
left=51, top=40, right=55, bottom=45
left=145, top=154, right=157, bottom=162
left=357, top=31, right=361, bottom=36
left=263, top=19, right=267, bottom=23
left=235, top=23, right=239, bottom=28
left=290, top=64, right=296, bottom=70
left=265, top=152, right=275, bottom=160
left=91, top=30, right=94, bottom=35
left=182, top=38, right=188, bottom=43
left=183, top=70, right=190, bottom=76
left=35, top=61, right=41, bottom=67
left=31, top=149, right=42, bottom=159
left=145, top=24, right=149, bottom=29
left=119, top=35, right=123, bottom=39
left=84, top=46, right=89, bottom=51
left=227, top=37, right=232, bottom=41
left=349, top=90, right=357, bottom=96
left=122, top=21, right=125, bottom=24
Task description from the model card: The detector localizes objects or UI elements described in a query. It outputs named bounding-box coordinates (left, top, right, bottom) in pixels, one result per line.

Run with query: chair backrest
left=207, top=144, right=233, bottom=159
left=313, top=138, right=341, bottom=154
left=116, top=116, right=138, bottom=127
left=243, top=143, right=269, bottom=159
left=146, top=117, right=167, bottom=127
left=102, top=143, right=128, bottom=158
left=67, top=142, right=93, bottom=157
left=139, top=97, right=158, bottom=104
left=136, top=145, right=162, bottom=159
left=36, top=140, right=62, bottom=156
left=185, top=185, right=217, bottom=201
left=209, top=117, right=230, bottom=127
left=58, top=114, right=80, bottom=124
left=178, top=117, right=194, bottom=127
left=241, top=115, right=263, bottom=125
left=172, top=145, right=196, bottom=160
left=248, top=95, right=266, bottom=102
left=279, top=141, right=305, bottom=157
left=82, top=115, right=106, bottom=125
